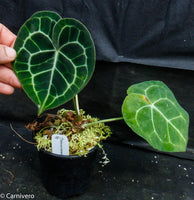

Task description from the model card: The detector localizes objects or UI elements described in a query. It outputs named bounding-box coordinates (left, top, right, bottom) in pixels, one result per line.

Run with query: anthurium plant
left=13, top=11, right=189, bottom=155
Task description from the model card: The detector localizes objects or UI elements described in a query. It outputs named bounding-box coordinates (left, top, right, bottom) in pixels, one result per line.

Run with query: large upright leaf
left=122, top=81, right=189, bottom=152
left=13, top=11, right=95, bottom=115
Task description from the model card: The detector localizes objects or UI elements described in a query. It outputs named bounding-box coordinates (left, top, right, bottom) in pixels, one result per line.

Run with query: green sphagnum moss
left=34, top=108, right=112, bottom=156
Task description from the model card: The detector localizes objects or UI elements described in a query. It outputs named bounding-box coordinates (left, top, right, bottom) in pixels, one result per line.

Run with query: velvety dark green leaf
left=122, top=81, right=189, bottom=152
left=13, top=11, right=95, bottom=115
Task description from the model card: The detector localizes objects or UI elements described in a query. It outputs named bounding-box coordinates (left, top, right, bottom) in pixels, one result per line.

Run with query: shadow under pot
left=38, top=146, right=98, bottom=199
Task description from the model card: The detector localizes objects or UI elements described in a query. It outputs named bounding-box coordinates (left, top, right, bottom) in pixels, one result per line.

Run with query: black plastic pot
left=38, top=146, right=98, bottom=199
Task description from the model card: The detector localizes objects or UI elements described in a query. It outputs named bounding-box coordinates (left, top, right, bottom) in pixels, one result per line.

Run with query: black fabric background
left=0, top=0, right=194, bottom=70
left=0, top=1, right=193, bottom=159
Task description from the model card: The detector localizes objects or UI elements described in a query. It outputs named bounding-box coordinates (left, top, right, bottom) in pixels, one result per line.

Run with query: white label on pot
left=52, top=134, right=69, bottom=156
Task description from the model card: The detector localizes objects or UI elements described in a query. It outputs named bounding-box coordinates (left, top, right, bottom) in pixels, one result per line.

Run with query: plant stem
left=73, top=94, right=80, bottom=121
left=83, top=117, right=124, bottom=128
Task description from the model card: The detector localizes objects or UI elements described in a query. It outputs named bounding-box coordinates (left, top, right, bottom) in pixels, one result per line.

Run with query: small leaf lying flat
left=13, top=11, right=95, bottom=115
left=122, top=81, right=189, bottom=152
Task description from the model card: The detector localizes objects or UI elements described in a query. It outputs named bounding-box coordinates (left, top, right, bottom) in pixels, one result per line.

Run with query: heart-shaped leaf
left=122, top=81, right=189, bottom=152
left=13, top=11, right=95, bottom=115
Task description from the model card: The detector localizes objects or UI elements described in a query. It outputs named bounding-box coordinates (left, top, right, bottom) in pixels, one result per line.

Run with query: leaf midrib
left=38, top=50, right=59, bottom=114
left=135, top=98, right=186, bottom=144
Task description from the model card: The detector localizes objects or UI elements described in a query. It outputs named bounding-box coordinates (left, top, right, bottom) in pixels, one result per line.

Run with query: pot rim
left=39, top=145, right=98, bottom=159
